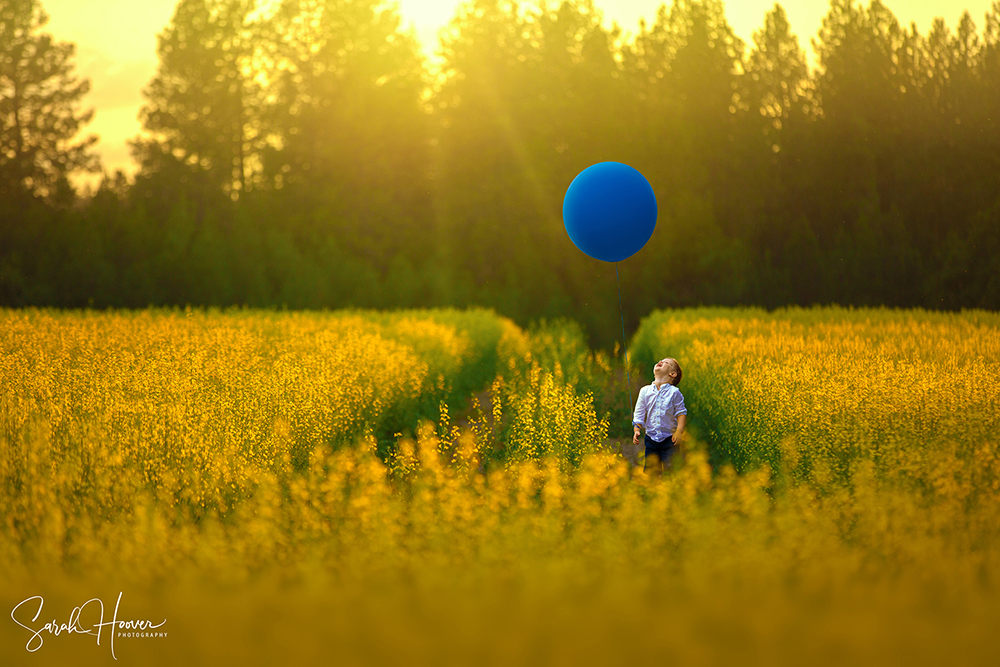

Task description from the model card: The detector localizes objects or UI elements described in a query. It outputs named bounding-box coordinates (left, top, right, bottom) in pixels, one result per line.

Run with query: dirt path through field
left=450, top=387, right=646, bottom=468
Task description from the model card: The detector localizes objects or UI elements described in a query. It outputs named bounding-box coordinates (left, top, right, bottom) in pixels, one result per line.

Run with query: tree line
left=2, top=0, right=999, bottom=344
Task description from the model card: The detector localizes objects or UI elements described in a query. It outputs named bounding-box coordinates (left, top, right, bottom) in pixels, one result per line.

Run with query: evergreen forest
left=3, top=0, right=999, bottom=343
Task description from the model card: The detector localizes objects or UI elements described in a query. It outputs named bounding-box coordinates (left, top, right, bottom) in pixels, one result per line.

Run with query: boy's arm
left=672, top=391, right=687, bottom=444
left=632, top=387, right=646, bottom=445
left=672, top=414, right=686, bottom=444
left=632, top=387, right=647, bottom=429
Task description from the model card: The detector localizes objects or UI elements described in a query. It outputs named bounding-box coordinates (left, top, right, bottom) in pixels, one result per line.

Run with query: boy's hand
left=633, top=430, right=641, bottom=446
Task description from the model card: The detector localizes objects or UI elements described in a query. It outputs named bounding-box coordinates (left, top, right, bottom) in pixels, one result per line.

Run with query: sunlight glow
left=36, top=0, right=998, bottom=181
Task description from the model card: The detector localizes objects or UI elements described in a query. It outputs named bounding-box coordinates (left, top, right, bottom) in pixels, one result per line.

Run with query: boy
left=632, top=357, right=686, bottom=474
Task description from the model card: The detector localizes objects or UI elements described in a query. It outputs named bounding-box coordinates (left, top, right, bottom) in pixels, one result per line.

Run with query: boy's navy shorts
left=644, top=434, right=676, bottom=472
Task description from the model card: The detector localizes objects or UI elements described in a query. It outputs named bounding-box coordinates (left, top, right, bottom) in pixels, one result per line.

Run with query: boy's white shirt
left=633, top=382, right=687, bottom=443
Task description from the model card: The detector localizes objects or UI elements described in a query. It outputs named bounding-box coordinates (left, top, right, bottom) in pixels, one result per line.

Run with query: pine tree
left=744, top=4, right=811, bottom=156
left=0, top=0, right=98, bottom=201
left=133, top=0, right=270, bottom=200
left=263, top=0, right=432, bottom=282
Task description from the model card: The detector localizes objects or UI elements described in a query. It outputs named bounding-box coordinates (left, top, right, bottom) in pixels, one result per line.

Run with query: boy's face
left=654, top=358, right=674, bottom=378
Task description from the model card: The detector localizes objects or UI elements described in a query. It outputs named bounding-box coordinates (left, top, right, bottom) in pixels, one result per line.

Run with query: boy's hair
left=663, top=358, right=682, bottom=387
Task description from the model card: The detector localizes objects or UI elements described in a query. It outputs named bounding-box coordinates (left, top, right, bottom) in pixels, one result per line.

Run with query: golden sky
left=38, top=0, right=994, bottom=180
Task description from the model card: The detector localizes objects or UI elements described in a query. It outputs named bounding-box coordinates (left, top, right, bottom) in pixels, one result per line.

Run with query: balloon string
left=615, top=262, right=633, bottom=423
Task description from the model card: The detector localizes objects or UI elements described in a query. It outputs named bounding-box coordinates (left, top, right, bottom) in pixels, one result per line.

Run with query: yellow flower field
left=2, top=307, right=999, bottom=665
left=631, top=307, right=1000, bottom=480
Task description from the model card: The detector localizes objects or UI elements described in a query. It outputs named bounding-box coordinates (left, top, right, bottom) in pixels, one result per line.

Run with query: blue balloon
left=562, top=162, right=657, bottom=262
